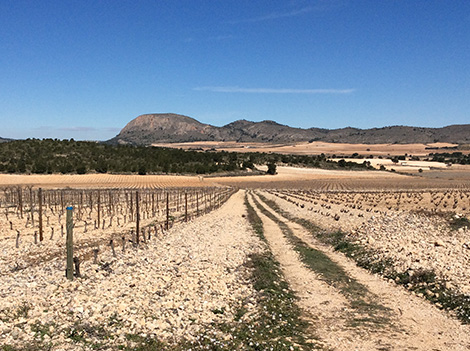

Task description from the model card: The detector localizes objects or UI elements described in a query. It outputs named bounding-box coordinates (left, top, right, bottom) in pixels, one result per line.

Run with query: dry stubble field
left=1, top=165, right=470, bottom=350
left=152, top=140, right=469, bottom=157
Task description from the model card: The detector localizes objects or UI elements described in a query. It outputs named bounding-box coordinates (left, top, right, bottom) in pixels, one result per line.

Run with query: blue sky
left=1, top=0, right=469, bottom=140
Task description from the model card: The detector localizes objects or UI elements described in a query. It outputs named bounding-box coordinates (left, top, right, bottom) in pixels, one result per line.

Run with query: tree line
left=428, top=152, right=470, bottom=165
left=0, top=139, right=373, bottom=175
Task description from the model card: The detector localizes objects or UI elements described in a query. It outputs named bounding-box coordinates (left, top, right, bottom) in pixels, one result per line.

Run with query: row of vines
left=0, top=186, right=236, bottom=274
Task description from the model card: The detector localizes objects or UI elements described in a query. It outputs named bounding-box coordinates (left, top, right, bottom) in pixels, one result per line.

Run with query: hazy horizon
left=2, top=113, right=469, bottom=143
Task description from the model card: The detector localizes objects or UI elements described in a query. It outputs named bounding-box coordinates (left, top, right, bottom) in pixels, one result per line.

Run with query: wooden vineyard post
left=203, top=192, right=206, bottom=214
left=207, top=191, right=210, bottom=213
left=176, top=192, right=179, bottom=212
left=79, top=191, right=83, bottom=219
left=135, top=191, right=140, bottom=246
left=89, top=192, right=93, bottom=215
left=145, top=191, right=149, bottom=216
left=66, top=206, right=74, bottom=281
left=97, top=190, right=101, bottom=229
left=130, top=192, right=134, bottom=222
left=30, top=187, right=34, bottom=227
left=209, top=191, right=212, bottom=212
left=18, top=187, right=23, bottom=219
left=151, top=193, right=155, bottom=216
left=60, top=190, right=64, bottom=213
left=196, top=192, right=199, bottom=217
left=167, top=192, right=171, bottom=229
left=108, top=190, right=112, bottom=216
left=38, top=188, right=43, bottom=242
left=185, top=192, right=188, bottom=222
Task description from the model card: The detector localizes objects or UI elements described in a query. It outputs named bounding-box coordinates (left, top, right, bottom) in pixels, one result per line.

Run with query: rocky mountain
left=108, top=113, right=470, bottom=145
left=108, top=114, right=220, bottom=144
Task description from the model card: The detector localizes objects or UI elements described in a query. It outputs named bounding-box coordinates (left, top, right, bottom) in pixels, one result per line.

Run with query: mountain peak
left=109, top=113, right=218, bottom=144
left=108, top=113, right=470, bottom=145
left=130, top=113, right=205, bottom=127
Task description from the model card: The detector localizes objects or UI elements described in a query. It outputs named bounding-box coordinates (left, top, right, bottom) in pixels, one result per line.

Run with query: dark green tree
left=267, top=162, right=277, bottom=175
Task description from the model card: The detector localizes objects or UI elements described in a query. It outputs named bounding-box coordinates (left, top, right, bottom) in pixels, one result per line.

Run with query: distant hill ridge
left=108, top=113, right=470, bottom=145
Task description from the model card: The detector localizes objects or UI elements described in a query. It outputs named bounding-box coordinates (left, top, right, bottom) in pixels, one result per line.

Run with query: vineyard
left=268, top=188, right=470, bottom=224
left=257, top=188, right=470, bottom=309
left=0, top=186, right=235, bottom=274
left=2, top=179, right=470, bottom=350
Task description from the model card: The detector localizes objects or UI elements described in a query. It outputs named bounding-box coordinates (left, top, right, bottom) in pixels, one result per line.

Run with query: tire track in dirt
left=248, top=192, right=400, bottom=351
left=253, top=190, right=470, bottom=351
left=246, top=192, right=351, bottom=350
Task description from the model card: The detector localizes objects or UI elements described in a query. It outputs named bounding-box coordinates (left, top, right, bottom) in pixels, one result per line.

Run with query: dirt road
left=248, top=190, right=470, bottom=350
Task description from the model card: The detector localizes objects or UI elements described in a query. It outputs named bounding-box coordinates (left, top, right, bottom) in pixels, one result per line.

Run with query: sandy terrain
left=0, top=166, right=406, bottom=191
left=4, top=189, right=469, bottom=350
left=153, top=140, right=465, bottom=157
left=260, top=188, right=470, bottom=292
left=210, top=165, right=470, bottom=190
left=332, top=158, right=470, bottom=174
left=3, top=163, right=468, bottom=191
left=211, top=166, right=402, bottom=186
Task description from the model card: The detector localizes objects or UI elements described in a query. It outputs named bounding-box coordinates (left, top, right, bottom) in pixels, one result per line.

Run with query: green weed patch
left=252, top=194, right=391, bottom=329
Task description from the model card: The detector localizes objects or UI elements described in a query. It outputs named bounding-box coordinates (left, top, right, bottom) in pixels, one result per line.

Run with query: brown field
left=210, top=165, right=470, bottom=190
left=2, top=162, right=470, bottom=191
left=0, top=173, right=210, bottom=189
left=153, top=140, right=468, bottom=157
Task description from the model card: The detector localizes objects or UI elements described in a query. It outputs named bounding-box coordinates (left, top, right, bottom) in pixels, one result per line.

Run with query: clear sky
left=1, top=0, right=469, bottom=140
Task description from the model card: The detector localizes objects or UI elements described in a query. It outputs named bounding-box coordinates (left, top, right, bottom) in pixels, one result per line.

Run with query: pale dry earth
left=209, top=165, right=407, bottom=189
left=0, top=190, right=205, bottom=272
left=0, top=174, right=208, bottom=189
left=153, top=141, right=463, bottom=157
left=246, top=194, right=354, bottom=350
left=332, top=158, right=470, bottom=174
left=0, top=167, right=402, bottom=190
left=260, top=189, right=470, bottom=296
left=250, top=191, right=470, bottom=350
left=2, top=164, right=470, bottom=191
left=0, top=191, right=263, bottom=349
left=210, top=165, right=470, bottom=190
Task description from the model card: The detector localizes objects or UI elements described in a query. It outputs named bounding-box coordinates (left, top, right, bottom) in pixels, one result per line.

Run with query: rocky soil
left=2, top=186, right=470, bottom=350
left=0, top=191, right=263, bottom=350
left=250, top=191, right=470, bottom=350
left=353, top=212, right=470, bottom=294
left=261, top=190, right=470, bottom=295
